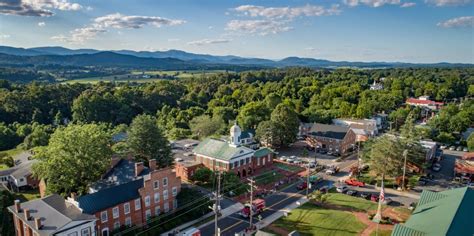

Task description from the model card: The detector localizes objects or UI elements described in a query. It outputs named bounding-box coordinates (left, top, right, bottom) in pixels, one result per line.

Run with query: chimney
left=149, top=159, right=157, bottom=171
left=135, top=162, right=144, bottom=176
left=34, top=218, right=42, bottom=230
left=24, top=208, right=31, bottom=220
left=14, top=200, right=21, bottom=213
left=70, top=192, right=77, bottom=201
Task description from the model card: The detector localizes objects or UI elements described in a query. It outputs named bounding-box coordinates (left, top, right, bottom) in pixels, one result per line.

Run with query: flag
left=372, top=179, right=384, bottom=223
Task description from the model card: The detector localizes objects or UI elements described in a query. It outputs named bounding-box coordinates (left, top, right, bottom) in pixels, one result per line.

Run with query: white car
left=293, top=159, right=302, bottom=164
left=336, top=185, right=349, bottom=193
left=279, top=156, right=287, bottom=161
left=432, top=163, right=442, bottom=172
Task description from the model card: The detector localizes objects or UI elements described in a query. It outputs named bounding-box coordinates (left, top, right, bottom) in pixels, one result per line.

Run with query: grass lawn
left=254, top=170, right=284, bottom=185
left=325, top=193, right=378, bottom=212
left=272, top=203, right=366, bottom=236
left=370, top=229, right=392, bottom=236
left=274, top=162, right=303, bottom=173
left=0, top=148, right=24, bottom=157
left=13, top=189, right=41, bottom=201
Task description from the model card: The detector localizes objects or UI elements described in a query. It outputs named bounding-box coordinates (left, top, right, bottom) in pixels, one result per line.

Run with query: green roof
left=392, top=187, right=474, bottom=236
left=254, top=148, right=273, bottom=158
left=193, top=138, right=254, bottom=161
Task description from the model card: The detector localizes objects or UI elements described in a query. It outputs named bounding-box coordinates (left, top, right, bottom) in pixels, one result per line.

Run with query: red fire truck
left=240, top=199, right=265, bottom=218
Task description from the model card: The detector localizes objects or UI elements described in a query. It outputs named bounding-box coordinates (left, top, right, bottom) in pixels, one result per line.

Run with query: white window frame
left=81, top=227, right=91, bottom=236
left=164, top=202, right=170, bottom=213
left=67, top=232, right=78, bottom=236
left=101, top=211, right=108, bottom=223
left=155, top=206, right=160, bottom=216
left=112, top=207, right=119, bottom=219
left=125, top=217, right=132, bottom=227
left=145, top=209, right=151, bottom=220
left=113, top=221, right=120, bottom=230
left=173, top=199, right=178, bottom=209
left=134, top=199, right=141, bottom=210
left=163, top=177, right=168, bottom=187
left=163, top=190, right=168, bottom=200
left=123, top=202, right=130, bottom=215
left=172, top=187, right=177, bottom=197
left=145, top=195, right=151, bottom=207
left=154, top=192, right=160, bottom=203
left=153, top=180, right=159, bottom=189
left=101, top=228, right=109, bottom=236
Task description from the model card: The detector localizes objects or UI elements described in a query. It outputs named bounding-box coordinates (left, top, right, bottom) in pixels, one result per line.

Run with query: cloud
left=400, top=2, right=416, bottom=7
left=0, top=0, right=82, bottom=17
left=343, top=0, right=401, bottom=7
left=437, top=16, right=474, bottom=28
left=0, top=34, right=10, bottom=39
left=305, top=47, right=317, bottom=51
left=187, top=38, right=231, bottom=46
left=168, top=38, right=180, bottom=42
left=226, top=19, right=293, bottom=35
left=425, top=0, right=472, bottom=6
left=52, top=13, right=185, bottom=44
left=234, top=4, right=341, bottom=19
left=38, top=21, right=45, bottom=26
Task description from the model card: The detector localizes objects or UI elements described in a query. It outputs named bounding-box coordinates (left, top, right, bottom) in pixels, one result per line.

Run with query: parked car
left=370, top=194, right=379, bottom=202
left=327, top=151, right=333, bottom=156
left=409, top=202, right=417, bottom=210
left=325, top=166, right=340, bottom=175
left=293, top=159, right=303, bottom=165
left=279, top=156, right=287, bottom=161
left=319, top=185, right=329, bottom=193
left=297, top=182, right=308, bottom=190
left=449, top=146, right=456, bottom=151
left=440, top=145, right=448, bottom=150
left=456, top=146, right=463, bottom=151
left=306, top=161, right=317, bottom=168
left=345, top=179, right=365, bottom=187
left=309, top=175, right=322, bottom=184
left=360, top=192, right=371, bottom=200
left=336, top=185, right=349, bottom=193
left=383, top=198, right=393, bottom=205
left=463, top=147, right=468, bottom=152
left=432, top=163, right=442, bottom=172
left=320, top=150, right=327, bottom=154
left=346, top=190, right=358, bottom=196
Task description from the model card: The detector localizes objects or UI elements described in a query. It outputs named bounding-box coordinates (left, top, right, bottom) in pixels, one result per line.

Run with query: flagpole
left=373, top=173, right=384, bottom=236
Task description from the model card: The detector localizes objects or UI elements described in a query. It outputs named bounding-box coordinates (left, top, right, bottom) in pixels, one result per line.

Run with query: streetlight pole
left=402, top=150, right=408, bottom=191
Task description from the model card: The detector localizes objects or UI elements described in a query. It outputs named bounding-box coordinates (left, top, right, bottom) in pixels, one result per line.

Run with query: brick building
left=301, top=123, right=356, bottom=155
left=67, top=159, right=181, bottom=236
left=7, top=194, right=96, bottom=236
left=182, top=124, right=273, bottom=179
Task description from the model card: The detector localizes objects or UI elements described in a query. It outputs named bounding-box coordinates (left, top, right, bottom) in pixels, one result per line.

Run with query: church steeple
left=229, top=122, right=241, bottom=147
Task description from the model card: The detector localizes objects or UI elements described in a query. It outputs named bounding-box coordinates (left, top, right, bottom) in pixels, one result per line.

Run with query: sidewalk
left=162, top=202, right=244, bottom=236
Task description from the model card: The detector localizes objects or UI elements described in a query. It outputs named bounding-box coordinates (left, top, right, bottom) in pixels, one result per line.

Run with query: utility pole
left=357, top=141, right=361, bottom=177
left=247, top=177, right=256, bottom=231
left=306, top=163, right=310, bottom=197
left=402, top=150, right=408, bottom=191
left=211, top=171, right=221, bottom=236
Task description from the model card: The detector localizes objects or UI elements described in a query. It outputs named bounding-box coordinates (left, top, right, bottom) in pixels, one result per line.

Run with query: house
left=392, top=187, right=474, bottom=236
left=0, top=159, right=39, bottom=191
left=369, top=80, right=383, bottom=90
left=406, top=96, right=444, bottom=111
left=66, top=159, right=181, bottom=236
left=300, top=123, right=356, bottom=155
left=301, top=123, right=356, bottom=155
left=8, top=194, right=97, bottom=236
left=172, top=139, right=203, bottom=182
left=191, top=123, right=274, bottom=178
left=332, top=118, right=378, bottom=138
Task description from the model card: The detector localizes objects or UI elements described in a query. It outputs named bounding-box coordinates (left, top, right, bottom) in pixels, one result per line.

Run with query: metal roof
left=193, top=138, right=254, bottom=161
left=308, top=123, right=350, bottom=140
left=0, top=159, right=37, bottom=179
left=90, top=159, right=149, bottom=191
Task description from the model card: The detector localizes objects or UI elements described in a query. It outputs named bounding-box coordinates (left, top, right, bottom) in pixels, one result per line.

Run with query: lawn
left=13, top=189, right=41, bottom=201
left=325, top=193, right=378, bottom=212
left=370, top=229, right=392, bottom=236
left=0, top=148, right=24, bottom=157
left=274, top=162, right=304, bottom=173
left=254, top=170, right=284, bottom=185
left=272, top=203, right=366, bottom=236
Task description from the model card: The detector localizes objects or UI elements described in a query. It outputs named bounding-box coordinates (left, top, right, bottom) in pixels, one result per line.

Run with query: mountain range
left=0, top=45, right=471, bottom=69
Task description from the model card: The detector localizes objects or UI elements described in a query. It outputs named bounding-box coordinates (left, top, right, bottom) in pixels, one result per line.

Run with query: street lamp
left=402, top=150, right=408, bottom=191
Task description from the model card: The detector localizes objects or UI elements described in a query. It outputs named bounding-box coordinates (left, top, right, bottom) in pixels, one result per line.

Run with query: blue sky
left=0, top=0, right=473, bottom=63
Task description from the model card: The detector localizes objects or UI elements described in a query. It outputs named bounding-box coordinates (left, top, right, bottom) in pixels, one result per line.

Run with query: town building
left=332, top=118, right=379, bottom=138
left=0, top=159, right=39, bottom=191
left=186, top=123, right=273, bottom=179
left=369, top=79, right=384, bottom=90
left=392, top=187, right=474, bottom=236
left=419, top=140, right=438, bottom=161
left=7, top=194, right=97, bottom=236
left=65, top=159, right=181, bottom=236
left=454, top=152, right=474, bottom=183
left=406, top=96, right=444, bottom=111
left=300, top=123, right=356, bottom=155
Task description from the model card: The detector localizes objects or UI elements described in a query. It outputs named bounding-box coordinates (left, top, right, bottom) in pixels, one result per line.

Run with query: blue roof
left=241, top=129, right=255, bottom=139
left=77, top=179, right=143, bottom=214
left=90, top=159, right=150, bottom=191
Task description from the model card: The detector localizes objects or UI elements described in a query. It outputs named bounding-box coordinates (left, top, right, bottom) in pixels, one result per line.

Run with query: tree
left=255, top=120, right=283, bottom=147
left=270, top=104, right=299, bottom=146
left=237, top=101, right=270, bottom=130
left=32, top=124, right=112, bottom=196
left=468, top=133, right=474, bottom=152
left=0, top=190, right=15, bottom=236
left=191, top=167, right=213, bottom=183
left=189, top=115, right=224, bottom=139
left=23, top=124, right=53, bottom=149
left=0, top=124, right=20, bottom=151
left=265, top=93, right=282, bottom=110
left=435, top=132, right=455, bottom=145
left=127, top=114, right=172, bottom=167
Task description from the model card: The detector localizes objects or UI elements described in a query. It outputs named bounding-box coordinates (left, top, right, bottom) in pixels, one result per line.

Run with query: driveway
left=416, top=150, right=464, bottom=192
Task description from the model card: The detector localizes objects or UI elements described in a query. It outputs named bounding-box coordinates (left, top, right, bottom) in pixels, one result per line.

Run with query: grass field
left=370, top=229, right=392, bottom=236
left=254, top=170, right=284, bottom=185
left=13, top=189, right=41, bottom=201
left=272, top=203, right=366, bottom=236
left=325, top=193, right=378, bottom=212
left=274, top=162, right=304, bottom=173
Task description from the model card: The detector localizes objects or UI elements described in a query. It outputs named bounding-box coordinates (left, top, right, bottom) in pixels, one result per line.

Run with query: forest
left=0, top=67, right=473, bottom=152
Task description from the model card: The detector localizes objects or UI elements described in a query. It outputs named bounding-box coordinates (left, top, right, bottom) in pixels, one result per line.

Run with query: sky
left=0, top=0, right=473, bottom=63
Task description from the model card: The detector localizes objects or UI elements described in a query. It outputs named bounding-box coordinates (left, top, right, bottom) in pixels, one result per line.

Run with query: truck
left=240, top=199, right=265, bottom=218
left=179, top=227, right=201, bottom=236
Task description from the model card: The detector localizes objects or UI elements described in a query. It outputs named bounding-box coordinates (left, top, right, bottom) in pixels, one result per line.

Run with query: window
left=101, top=211, right=108, bottom=223
left=134, top=199, right=141, bottom=210
left=154, top=192, right=160, bottom=203
left=234, top=161, right=239, bottom=168
left=145, top=209, right=151, bottom=220
left=123, top=203, right=130, bottom=215
left=112, top=207, right=119, bottom=219
left=153, top=180, right=159, bottom=189
left=240, top=159, right=244, bottom=165
left=163, top=177, right=168, bottom=187
left=67, top=232, right=78, bottom=236
left=145, top=195, right=151, bottom=207
left=102, top=228, right=109, bottom=236
left=125, top=217, right=132, bottom=227
left=246, top=157, right=250, bottom=164
left=173, top=199, right=178, bottom=209
left=257, top=157, right=260, bottom=166
left=172, top=187, right=177, bottom=197
left=113, top=221, right=120, bottom=230
left=229, top=163, right=233, bottom=169
left=81, top=227, right=91, bottom=236
left=164, top=202, right=170, bottom=213
left=163, top=190, right=168, bottom=200
left=155, top=206, right=160, bottom=216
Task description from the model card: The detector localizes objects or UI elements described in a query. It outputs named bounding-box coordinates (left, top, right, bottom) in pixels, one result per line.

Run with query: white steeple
left=229, top=122, right=241, bottom=147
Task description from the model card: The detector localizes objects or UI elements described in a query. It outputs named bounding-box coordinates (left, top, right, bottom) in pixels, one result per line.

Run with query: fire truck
left=240, top=199, right=265, bottom=218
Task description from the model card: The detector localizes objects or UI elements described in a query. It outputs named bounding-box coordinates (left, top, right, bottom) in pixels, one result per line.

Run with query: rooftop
left=392, top=187, right=474, bottom=236
left=406, top=97, right=444, bottom=106
left=307, top=123, right=351, bottom=140
left=89, top=159, right=150, bottom=192
left=7, top=194, right=95, bottom=236
left=0, top=159, right=37, bottom=179
left=193, top=138, right=254, bottom=161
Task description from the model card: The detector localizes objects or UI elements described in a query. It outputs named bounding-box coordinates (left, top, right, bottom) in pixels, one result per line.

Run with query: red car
left=297, top=182, right=308, bottom=190
left=345, top=179, right=365, bottom=187
left=370, top=194, right=379, bottom=202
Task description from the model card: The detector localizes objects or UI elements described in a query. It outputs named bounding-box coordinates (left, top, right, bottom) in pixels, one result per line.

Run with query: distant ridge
left=0, top=45, right=472, bottom=69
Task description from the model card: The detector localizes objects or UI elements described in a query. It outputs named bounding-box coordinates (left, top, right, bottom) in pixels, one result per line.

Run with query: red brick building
left=301, top=123, right=356, bottom=155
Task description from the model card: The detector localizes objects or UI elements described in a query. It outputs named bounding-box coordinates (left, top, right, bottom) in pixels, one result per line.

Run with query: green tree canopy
left=189, top=115, right=224, bottom=139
